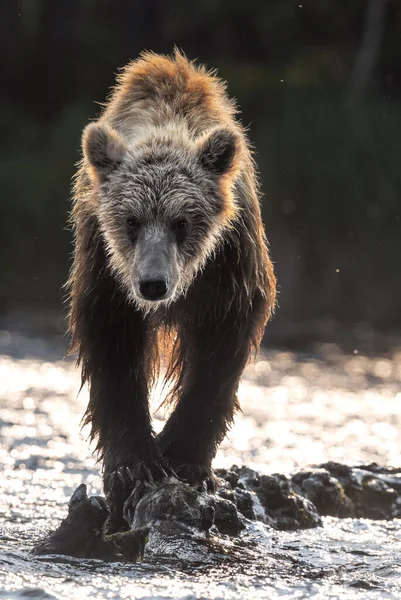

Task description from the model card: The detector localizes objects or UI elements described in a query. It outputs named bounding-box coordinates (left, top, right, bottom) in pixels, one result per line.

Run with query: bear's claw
left=123, top=481, right=144, bottom=526
left=106, top=459, right=178, bottom=532
left=111, top=459, right=177, bottom=489
left=171, top=463, right=216, bottom=491
left=119, top=461, right=179, bottom=527
left=115, top=466, right=135, bottom=486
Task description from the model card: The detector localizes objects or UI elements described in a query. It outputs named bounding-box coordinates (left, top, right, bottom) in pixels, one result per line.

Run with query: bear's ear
left=82, top=122, right=127, bottom=180
left=197, top=128, right=239, bottom=177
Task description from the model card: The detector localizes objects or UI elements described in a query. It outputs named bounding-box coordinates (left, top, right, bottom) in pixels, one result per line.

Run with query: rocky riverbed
left=1, top=332, right=401, bottom=598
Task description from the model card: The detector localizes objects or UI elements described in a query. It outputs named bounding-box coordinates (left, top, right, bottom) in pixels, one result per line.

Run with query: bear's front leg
left=78, top=296, right=173, bottom=532
left=96, top=355, right=178, bottom=531
left=92, top=365, right=171, bottom=532
left=158, top=291, right=265, bottom=487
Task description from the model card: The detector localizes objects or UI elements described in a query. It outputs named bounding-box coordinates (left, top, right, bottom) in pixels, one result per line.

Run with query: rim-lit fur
left=67, top=50, right=276, bottom=490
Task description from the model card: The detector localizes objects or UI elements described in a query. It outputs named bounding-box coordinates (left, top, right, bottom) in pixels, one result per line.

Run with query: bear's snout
left=139, top=277, right=168, bottom=301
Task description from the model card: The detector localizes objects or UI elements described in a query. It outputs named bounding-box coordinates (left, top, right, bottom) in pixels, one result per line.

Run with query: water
left=1, top=333, right=401, bottom=599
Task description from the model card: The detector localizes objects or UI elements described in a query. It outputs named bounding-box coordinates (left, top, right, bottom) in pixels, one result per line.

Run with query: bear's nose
left=139, top=278, right=168, bottom=300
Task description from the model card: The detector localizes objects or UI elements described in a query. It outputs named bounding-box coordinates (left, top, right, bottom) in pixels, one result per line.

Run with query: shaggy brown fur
left=68, top=50, right=276, bottom=531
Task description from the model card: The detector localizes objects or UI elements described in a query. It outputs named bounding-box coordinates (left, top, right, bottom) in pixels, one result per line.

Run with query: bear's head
left=81, top=121, right=242, bottom=311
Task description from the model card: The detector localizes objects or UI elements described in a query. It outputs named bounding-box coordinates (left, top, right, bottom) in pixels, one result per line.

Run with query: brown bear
left=67, top=50, right=276, bottom=531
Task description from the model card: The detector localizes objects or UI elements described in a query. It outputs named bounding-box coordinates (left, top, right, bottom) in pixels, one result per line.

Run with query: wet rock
left=34, top=462, right=401, bottom=562
left=213, top=497, right=246, bottom=536
left=257, top=474, right=322, bottom=530
left=215, top=469, right=255, bottom=521
left=320, top=462, right=401, bottom=519
left=217, top=466, right=321, bottom=529
left=33, top=484, right=148, bottom=561
left=128, top=479, right=216, bottom=536
left=232, top=487, right=255, bottom=521
left=291, top=469, right=354, bottom=518
left=120, top=479, right=246, bottom=564
left=236, top=466, right=261, bottom=489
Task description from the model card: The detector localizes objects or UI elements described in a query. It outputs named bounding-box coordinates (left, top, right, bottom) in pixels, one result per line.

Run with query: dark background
left=1, top=0, right=400, bottom=348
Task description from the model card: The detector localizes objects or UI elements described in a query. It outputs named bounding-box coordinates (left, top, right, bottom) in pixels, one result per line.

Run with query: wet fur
left=67, top=50, right=276, bottom=495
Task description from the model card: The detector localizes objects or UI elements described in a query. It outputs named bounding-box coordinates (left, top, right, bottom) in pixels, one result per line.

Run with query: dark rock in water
left=216, top=468, right=257, bottom=521
left=33, top=463, right=401, bottom=562
left=319, top=462, right=401, bottom=519
left=124, top=478, right=246, bottom=538
left=33, top=484, right=149, bottom=561
left=216, top=466, right=322, bottom=529
left=121, top=479, right=247, bottom=563
left=213, top=497, right=246, bottom=536
left=256, top=473, right=322, bottom=529
left=127, top=479, right=216, bottom=535
left=291, top=468, right=354, bottom=518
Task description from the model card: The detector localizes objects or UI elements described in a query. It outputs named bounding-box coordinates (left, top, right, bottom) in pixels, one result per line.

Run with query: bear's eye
left=126, top=217, right=141, bottom=238
left=172, top=218, right=189, bottom=242
left=127, top=217, right=140, bottom=229
left=172, top=218, right=188, bottom=231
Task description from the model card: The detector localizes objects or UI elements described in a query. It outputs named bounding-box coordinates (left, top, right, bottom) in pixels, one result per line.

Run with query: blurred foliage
left=1, top=0, right=400, bottom=328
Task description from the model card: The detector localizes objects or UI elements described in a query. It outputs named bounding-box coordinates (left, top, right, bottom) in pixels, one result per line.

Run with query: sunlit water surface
left=1, top=334, right=401, bottom=599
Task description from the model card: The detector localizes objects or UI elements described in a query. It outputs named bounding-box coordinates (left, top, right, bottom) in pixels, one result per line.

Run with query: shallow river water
left=1, top=333, right=401, bottom=599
